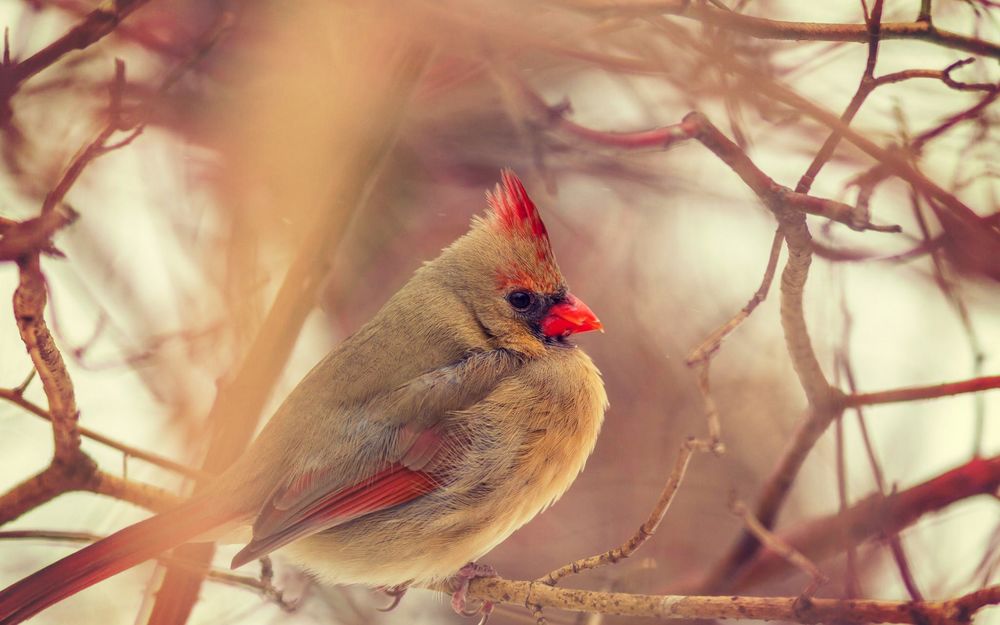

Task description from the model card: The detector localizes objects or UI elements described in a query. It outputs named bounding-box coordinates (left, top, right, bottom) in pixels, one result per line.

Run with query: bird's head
left=436, top=170, right=602, bottom=356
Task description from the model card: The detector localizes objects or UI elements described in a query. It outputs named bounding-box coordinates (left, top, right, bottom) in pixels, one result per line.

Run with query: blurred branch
left=729, top=455, right=1000, bottom=591
left=559, top=0, right=1000, bottom=59
left=0, top=0, right=154, bottom=107
left=845, top=375, right=1000, bottom=407
left=143, top=43, right=434, bottom=625
left=0, top=460, right=177, bottom=526
left=0, top=388, right=209, bottom=481
left=686, top=229, right=783, bottom=451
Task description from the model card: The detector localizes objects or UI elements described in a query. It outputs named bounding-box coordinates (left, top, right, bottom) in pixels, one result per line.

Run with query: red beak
left=540, top=292, right=603, bottom=338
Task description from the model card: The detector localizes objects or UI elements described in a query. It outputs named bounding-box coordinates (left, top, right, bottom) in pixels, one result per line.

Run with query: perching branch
left=443, top=577, right=1000, bottom=624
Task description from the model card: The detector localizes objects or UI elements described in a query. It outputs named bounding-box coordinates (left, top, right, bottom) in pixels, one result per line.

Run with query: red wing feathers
left=231, top=461, right=440, bottom=569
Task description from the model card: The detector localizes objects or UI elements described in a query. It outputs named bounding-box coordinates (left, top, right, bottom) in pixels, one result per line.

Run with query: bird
left=0, top=169, right=607, bottom=624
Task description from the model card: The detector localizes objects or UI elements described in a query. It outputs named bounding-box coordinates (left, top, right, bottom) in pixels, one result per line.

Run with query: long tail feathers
left=0, top=500, right=234, bottom=624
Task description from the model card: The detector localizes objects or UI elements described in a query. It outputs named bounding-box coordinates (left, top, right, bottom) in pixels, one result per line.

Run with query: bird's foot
left=376, top=584, right=409, bottom=612
left=450, top=562, right=496, bottom=624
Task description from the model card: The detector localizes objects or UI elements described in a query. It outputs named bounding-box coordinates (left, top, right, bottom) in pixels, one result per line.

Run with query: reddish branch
left=730, top=455, right=1000, bottom=591
left=846, top=375, right=1000, bottom=408
left=2, top=0, right=154, bottom=95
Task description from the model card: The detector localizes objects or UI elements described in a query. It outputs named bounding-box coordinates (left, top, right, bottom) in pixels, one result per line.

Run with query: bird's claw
left=450, top=562, right=497, bottom=624
left=376, top=584, right=409, bottom=612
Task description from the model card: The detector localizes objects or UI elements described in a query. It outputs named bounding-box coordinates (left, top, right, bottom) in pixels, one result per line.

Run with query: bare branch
left=540, top=438, right=706, bottom=586
left=845, top=375, right=1000, bottom=407
left=429, top=577, right=1000, bottom=624
left=0, top=388, right=209, bottom=481
left=730, top=455, right=1000, bottom=591
left=730, top=499, right=828, bottom=596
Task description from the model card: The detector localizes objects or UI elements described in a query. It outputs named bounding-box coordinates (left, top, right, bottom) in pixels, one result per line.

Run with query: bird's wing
left=230, top=349, right=521, bottom=568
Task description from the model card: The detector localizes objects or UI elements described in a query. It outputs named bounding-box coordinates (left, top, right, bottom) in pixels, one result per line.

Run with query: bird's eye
left=506, top=290, right=535, bottom=311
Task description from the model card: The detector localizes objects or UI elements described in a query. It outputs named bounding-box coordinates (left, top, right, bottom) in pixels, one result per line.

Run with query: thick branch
left=13, top=255, right=80, bottom=463
left=435, top=577, right=1000, bottom=624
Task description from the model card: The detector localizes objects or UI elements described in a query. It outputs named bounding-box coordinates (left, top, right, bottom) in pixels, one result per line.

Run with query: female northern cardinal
left=0, top=170, right=606, bottom=624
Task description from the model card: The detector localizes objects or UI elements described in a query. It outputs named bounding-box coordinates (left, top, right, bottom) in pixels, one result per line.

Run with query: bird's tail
left=0, top=498, right=236, bottom=624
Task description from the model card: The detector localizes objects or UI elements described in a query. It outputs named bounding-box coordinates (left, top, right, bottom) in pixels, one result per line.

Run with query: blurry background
left=0, top=1, right=998, bottom=624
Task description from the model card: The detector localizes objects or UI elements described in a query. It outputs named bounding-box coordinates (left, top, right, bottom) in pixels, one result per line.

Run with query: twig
left=0, top=388, right=209, bottom=480
left=845, top=375, right=1000, bottom=407
left=539, top=438, right=707, bottom=586
left=515, top=83, right=902, bottom=233
left=839, top=347, right=923, bottom=600
left=728, top=455, right=1000, bottom=591
left=686, top=228, right=784, bottom=449
left=730, top=499, right=828, bottom=596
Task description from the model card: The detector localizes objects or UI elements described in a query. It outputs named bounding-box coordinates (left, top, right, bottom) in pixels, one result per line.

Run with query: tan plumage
left=0, top=170, right=607, bottom=623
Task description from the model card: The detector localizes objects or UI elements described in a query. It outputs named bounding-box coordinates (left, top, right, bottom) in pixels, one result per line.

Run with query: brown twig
left=844, top=375, right=1000, bottom=407
left=686, top=228, right=784, bottom=450
left=539, top=437, right=707, bottom=586
left=729, top=455, right=1000, bottom=591
left=730, top=499, right=829, bottom=597
left=0, top=388, right=209, bottom=481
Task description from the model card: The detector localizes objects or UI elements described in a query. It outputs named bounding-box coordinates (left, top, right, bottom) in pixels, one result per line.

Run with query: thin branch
left=728, top=455, right=1000, bottom=591
left=686, top=228, right=783, bottom=449
left=730, top=499, right=828, bottom=596
left=0, top=388, right=209, bottom=481
left=560, top=0, right=1000, bottom=59
left=845, top=375, right=1000, bottom=407
left=539, top=437, right=706, bottom=586
left=514, top=82, right=902, bottom=233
